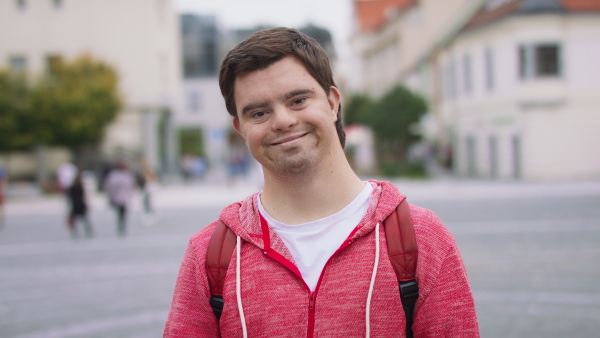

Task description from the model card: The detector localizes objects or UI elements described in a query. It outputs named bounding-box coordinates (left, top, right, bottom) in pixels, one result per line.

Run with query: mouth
left=270, top=132, right=309, bottom=146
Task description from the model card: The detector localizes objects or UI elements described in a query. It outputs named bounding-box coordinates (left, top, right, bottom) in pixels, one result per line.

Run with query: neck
left=259, top=149, right=365, bottom=224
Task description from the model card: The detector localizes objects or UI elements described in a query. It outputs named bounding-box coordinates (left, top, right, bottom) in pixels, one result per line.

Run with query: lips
left=270, top=132, right=309, bottom=146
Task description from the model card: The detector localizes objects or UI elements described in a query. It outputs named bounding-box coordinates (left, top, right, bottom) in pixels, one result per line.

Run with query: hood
left=218, top=180, right=405, bottom=253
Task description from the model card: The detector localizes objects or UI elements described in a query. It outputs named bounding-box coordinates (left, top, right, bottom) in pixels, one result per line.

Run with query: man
left=165, top=28, right=479, bottom=337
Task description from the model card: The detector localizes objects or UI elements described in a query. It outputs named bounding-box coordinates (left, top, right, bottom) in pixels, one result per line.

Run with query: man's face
left=232, top=56, right=341, bottom=176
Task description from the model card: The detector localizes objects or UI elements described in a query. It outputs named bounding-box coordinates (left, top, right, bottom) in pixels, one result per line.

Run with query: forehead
left=233, top=56, right=322, bottom=106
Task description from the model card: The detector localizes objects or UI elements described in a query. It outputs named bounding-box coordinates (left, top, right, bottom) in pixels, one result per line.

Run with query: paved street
left=1, top=178, right=599, bottom=337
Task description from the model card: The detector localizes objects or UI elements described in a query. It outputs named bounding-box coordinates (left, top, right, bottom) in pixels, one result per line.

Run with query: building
left=178, top=14, right=232, bottom=175
left=350, top=0, right=600, bottom=180
left=433, top=0, right=600, bottom=180
left=0, top=0, right=182, bottom=177
left=348, top=0, right=482, bottom=97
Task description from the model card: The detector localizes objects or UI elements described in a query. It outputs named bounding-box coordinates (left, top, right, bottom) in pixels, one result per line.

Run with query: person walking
left=103, top=161, right=135, bottom=236
left=138, top=157, right=159, bottom=226
left=66, top=171, right=93, bottom=238
left=0, top=166, right=7, bottom=230
left=164, top=28, right=479, bottom=337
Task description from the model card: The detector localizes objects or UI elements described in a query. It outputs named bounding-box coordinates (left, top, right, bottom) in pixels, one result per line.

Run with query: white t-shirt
left=257, top=182, right=373, bottom=291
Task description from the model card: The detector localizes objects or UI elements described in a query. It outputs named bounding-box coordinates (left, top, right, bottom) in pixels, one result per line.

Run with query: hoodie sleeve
left=410, top=206, right=480, bottom=337
left=164, top=223, right=220, bottom=337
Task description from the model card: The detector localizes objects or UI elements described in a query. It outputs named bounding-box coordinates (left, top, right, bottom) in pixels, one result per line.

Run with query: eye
left=292, top=97, right=306, bottom=106
left=250, top=111, right=267, bottom=119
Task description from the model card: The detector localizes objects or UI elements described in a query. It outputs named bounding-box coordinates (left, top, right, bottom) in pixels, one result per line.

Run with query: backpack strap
left=383, top=199, right=419, bottom=338
left=205, top=200, right=420, bottom=335
left=206, top=220, right=236, bottom=320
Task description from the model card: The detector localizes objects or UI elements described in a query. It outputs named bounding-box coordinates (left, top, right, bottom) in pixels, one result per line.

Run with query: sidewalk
left=5, top=176, right=600, bottom=216
left=388, top=177, right=600, bottom=202
left=4, top=179, right=261, bottom=216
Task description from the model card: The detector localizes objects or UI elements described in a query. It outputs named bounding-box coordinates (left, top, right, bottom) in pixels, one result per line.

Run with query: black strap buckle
left=400, top=280, right=419, bottom=307
left=210, top=295, right=224, bottom=320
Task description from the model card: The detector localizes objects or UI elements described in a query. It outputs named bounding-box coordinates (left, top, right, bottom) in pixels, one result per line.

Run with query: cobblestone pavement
left=1, top=179, right=599, bottom=337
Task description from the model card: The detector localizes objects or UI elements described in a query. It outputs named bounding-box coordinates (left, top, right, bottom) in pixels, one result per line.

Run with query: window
left=9, top=56, right=27, bottom=73
left=449, top=59, right=457, bottom=99
left=188, top=91, right=201, bottom=112
left=443, top=60, right=458, bottom=101
left=484, top=48, right=494, bottom=91
left=463, top=54, right=472, bottom=94
left=16, top=0, right=26, bottom=10
left=519, top=43, right=561, bottom=79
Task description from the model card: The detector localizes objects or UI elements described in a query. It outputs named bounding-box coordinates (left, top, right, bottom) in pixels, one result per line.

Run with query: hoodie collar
left=219, top=180, right=405, bottom=250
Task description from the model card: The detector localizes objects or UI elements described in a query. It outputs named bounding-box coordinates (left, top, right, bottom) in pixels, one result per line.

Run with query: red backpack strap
left=206, top=220, right=236, bottom=319
left=384, top=199, right=418, bottom=281
left=383, top=199, right=419, bottom=338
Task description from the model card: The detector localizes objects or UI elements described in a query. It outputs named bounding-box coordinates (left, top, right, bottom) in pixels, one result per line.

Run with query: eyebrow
left=241, top=88, right=315, bottom=116
left=241, top=101, right=269, bottom=116
left=283, top=88, right=314, bottom=100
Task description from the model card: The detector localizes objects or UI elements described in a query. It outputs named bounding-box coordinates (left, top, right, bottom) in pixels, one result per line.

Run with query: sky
left=175, top=0, right=355, bottom=59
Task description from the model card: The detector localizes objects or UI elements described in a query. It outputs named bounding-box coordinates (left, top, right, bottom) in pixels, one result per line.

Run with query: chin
left=270, top=156, right=317, bottom=176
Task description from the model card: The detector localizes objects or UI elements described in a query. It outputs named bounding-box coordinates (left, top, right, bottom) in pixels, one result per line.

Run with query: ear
left=328, top=86, right=342, bottom=121
left=232, top=117, right=243, bottom=137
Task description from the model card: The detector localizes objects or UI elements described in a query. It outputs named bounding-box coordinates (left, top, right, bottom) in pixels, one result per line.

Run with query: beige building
left=0, top=0, right=182, bottom=176
left=350, top=0, right=600, bottom=181
left=348, top=0, right=483, bottom=97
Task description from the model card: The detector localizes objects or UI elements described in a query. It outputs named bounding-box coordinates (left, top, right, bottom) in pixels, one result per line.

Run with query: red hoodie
left=164, top=180, right=479, bottom=337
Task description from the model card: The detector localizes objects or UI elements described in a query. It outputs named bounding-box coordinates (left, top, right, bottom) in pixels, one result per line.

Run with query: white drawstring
left=236, top=235, right=248, bottom=338
left=365, top=222, right=380, bottom=337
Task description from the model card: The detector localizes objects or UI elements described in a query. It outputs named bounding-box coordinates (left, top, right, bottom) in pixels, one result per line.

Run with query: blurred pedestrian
left=138, top=157, right=159, bottom=226
left=103, top=161, right=135, bottom=236
left=164, top=28, right=478, bottom=337
left=0, top=166, right=7, bottom=229
left=57, top=162, right=77, bottom=192
left=66, top=171, right=93, bottom=238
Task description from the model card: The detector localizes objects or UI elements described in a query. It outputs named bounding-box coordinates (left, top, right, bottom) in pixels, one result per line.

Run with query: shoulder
left=408, top=203, right=455, bottom=247
left=188, top=220, right=220, bottom=254
left=408, top=203, right=458, bottom=270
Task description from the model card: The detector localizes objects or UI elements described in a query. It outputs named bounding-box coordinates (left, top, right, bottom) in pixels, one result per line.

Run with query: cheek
left=244, top=131, right=262, bottom=151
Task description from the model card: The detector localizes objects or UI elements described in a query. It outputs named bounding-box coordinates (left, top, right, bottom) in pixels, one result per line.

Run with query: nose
left=271, top=106, right=297, bottom=131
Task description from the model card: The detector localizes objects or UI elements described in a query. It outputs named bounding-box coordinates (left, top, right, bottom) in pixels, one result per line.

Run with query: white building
left=350, top=0, right=600, bottom=181
left=180, top=78, right=231, bottom=170
left=348, top=0, right=483, bottom=97
left=0, top=0, right=182, bottom=175
left=432, top=0, right=600, bottom=180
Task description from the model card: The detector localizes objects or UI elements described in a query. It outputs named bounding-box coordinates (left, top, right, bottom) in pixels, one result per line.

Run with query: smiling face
left=232, top=56, right=341, bottom=177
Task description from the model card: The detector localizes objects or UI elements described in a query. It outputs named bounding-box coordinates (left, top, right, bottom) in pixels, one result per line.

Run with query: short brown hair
left=219, top=27, right=345, bottom=148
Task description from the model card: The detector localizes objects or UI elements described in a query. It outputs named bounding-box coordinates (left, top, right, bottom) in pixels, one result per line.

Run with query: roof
left=562, top=0, right=600, bottom=11
left=354, top=0, right=416, bottom=33
left=464, top=0, right=600, bottom=31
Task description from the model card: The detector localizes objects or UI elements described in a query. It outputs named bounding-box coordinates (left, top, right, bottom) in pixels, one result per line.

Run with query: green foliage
left=379, top=158, right=427, bottom=178
left=179, top=128, right=205, bottom=157
left=0, top=70, right=36, bottom=151
left=344, top=93, right=374, bottom=126
left=344, top=85, right=428, bottom=177
left=30, top=54, right=122, bottom=148
left=369, top=85, right=427, bottom=146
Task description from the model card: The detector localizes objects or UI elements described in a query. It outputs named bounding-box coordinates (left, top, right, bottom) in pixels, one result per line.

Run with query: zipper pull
left=309, top=293, right=315, bottom=311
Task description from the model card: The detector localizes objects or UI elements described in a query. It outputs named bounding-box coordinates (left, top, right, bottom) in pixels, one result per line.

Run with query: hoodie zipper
left=306, top=237, right=356, bottom=338
left=260, top=214, right=365, bottom=338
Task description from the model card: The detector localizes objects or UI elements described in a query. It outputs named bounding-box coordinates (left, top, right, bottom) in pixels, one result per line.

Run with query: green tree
left=0, top=70, right=36, bottom=152
left=30, top=54, right=122, bottom=159
left=344, top=93, right=374, bottom=126
left=364, top=85, right=428, bottom=177
left=179, top=127, right=205, bottom=157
